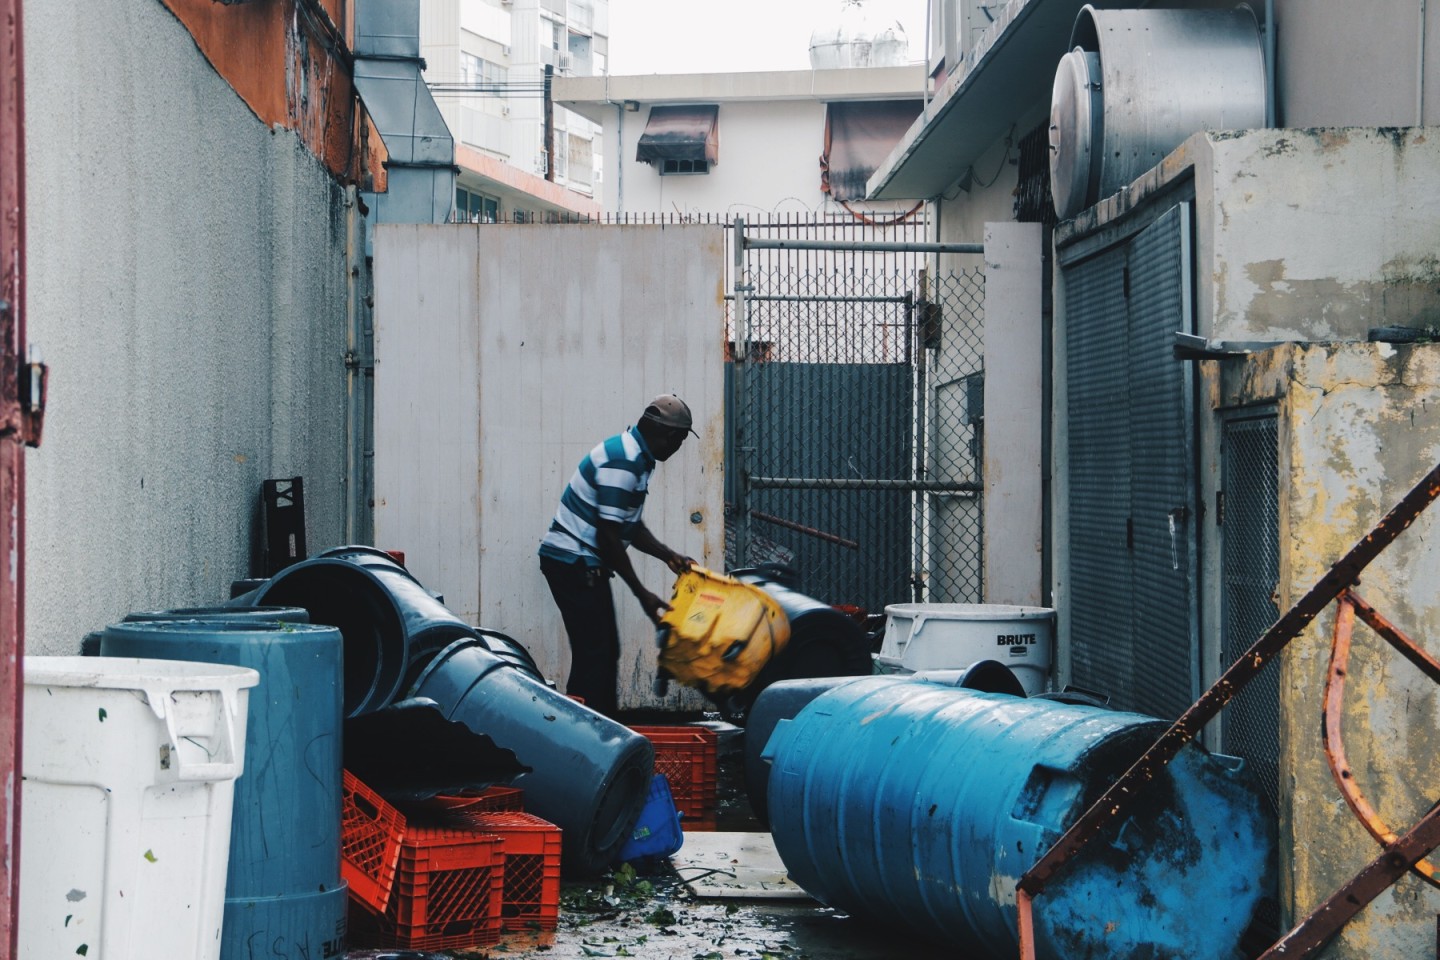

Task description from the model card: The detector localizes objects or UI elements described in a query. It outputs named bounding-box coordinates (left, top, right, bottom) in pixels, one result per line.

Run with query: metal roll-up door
left=1063, top=203, right=1197, bottom=719
left=1124, top=204, right=1198, bottom=719
left=1064, top=244, right=1134, bottom=701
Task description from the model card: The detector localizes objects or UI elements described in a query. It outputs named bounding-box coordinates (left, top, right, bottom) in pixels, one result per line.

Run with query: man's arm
left=630, top=521, right=694, bottom=575
left=594, top=520, right=670, bottom=624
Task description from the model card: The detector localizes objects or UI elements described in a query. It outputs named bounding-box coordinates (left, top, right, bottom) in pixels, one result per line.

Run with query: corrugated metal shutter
left=1064, top=204, right=1196, bottom=718
left=1064, top=244, right=1133, bottom=701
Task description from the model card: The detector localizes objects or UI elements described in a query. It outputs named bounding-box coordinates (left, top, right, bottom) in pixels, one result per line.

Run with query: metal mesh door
left=1220, top=410, right=1281, bottom=814
left=726, top=216, right=985, bottom=613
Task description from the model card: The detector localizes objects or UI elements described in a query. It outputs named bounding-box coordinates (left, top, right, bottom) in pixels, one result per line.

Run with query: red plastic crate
left=350, top=825, right=505, bottom=951
left=341, top=770, right=406, bottom=913
left=629, top=725, right=719, bottom=831
left=420, top=784, right=525, bottom=816
left=448, top=810, right=562, bottom=932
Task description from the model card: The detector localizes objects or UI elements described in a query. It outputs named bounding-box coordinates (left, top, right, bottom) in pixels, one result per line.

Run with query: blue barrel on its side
left=763, top=676, right=1274, bottom=960
left=100, top=620, right=347, bottom=960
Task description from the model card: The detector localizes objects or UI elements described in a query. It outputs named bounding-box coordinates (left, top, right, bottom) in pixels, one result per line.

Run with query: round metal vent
left=1049, top=48, right=1103, bottom=221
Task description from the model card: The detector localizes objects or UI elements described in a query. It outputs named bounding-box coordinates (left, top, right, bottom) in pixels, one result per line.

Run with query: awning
left=820, top=100, right=924, bottom=201
left=636, top=105, right=719, bottom=166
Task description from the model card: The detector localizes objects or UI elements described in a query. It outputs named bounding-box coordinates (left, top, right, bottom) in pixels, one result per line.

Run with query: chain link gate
left=725, top=215, right=987, bottom=616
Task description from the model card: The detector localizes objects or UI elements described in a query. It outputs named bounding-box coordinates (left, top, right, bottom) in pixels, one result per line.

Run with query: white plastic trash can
left=20, top=656, right=260, bottom=960
left=873, top=603, right=1055, bottom=695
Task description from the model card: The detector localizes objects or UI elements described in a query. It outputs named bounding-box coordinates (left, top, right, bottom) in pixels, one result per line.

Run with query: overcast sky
left=607, top=0, right=929, bottom=75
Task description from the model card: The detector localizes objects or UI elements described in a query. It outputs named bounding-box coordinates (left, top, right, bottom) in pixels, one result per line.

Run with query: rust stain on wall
left=159, top=0, right=384, bottom=188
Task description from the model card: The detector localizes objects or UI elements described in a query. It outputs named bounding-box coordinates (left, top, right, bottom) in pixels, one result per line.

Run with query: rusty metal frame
left=1015, top=459, right=1440, bottom=960
left=1324, top=590, right=1440, bottom=890
left=0, top=0, right=23, bottom=951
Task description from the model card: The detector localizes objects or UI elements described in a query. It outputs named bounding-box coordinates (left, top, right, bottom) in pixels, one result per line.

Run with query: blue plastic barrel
left=99, top=620, right=347, bottom=960
left=763, top=676, right=1274, bottom=959
left=410, top=637, right=654, bottom=877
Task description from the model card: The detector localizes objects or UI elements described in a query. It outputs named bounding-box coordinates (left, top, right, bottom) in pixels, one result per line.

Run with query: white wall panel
left=375, top=223, right=724, bottom=708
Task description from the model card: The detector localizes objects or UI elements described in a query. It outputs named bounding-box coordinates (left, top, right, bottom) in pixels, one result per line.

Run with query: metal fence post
left=731, top=217, right=750, bottom=570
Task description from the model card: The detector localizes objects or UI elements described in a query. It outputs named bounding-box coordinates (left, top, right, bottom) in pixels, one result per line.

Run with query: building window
left=460, top=52, right=509, bottom=89
left=661, top=158, right=710, bottom=176
left=456, top=186, right=499, bottom=223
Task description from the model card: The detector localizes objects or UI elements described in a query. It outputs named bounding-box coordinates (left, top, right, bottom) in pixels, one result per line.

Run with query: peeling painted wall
left=22, top=0, right=355, bottom=652
left=1192, top=127, right=1440, bottom=342
left=1217, top=341, right=1440, bottom=958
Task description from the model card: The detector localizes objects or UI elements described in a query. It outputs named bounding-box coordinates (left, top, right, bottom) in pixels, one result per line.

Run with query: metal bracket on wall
left=18, top=338, right=45, bottom=448
left=1014, top=458, right=1440, bottom=960
left=1173, top=331, right=1291, bottom=360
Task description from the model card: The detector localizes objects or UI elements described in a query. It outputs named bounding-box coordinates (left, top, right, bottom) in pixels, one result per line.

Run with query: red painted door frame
left=0, top=0, right=25, bottom=954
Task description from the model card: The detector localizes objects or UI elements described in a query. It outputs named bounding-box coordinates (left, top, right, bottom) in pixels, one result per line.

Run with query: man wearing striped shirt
left=538, top=394, right=697, bottom=716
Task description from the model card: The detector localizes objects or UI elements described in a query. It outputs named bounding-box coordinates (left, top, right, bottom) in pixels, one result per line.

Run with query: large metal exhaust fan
left=1049, top=4, right=1266, bottom=220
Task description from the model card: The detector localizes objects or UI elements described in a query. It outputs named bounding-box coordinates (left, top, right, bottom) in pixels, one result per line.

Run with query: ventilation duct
left=1049, top=4, right=1265, bottom=220
left=354, top=0, right=456, bottom=225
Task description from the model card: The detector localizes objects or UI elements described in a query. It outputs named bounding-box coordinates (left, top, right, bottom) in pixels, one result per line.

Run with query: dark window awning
left=636, top=105, right=719, bottom=166
left=820, top=100, right=925, bottom=201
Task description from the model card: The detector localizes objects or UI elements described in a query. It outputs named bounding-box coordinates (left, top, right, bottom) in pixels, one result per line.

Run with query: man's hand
left=665, top=550, right=694, bottom=576
left=635, top=588, right=672, bottom=625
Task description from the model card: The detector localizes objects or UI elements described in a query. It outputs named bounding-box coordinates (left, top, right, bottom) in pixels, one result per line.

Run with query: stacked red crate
left=628, top=725, right=720, bottom=830
left=341, top=771, right=507, bottom=951
left=447, top=810, right=563, bottom=931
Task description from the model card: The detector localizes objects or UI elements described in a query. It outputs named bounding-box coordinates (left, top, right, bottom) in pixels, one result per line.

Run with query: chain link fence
left=725, top=214, right=986, bottom=617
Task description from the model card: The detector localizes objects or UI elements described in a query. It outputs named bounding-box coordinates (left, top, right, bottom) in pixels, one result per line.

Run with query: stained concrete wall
left=23, top=0, right=354, bottom=652
left=1215, top=342, right=1440, bottom=958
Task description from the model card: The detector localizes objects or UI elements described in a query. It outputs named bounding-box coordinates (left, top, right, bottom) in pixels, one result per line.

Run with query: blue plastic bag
left=616, top=773, right=684, bottom=864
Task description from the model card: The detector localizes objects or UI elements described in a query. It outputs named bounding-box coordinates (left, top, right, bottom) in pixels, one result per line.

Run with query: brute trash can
left=19, top=655, right=259, bottom=960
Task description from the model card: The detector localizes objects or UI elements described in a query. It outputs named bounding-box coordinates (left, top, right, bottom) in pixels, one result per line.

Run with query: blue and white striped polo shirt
left=539, top=425, right=656, bottom=567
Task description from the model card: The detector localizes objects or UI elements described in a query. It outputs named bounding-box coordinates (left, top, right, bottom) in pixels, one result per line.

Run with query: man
left=538, top=394, right=696, bottom=716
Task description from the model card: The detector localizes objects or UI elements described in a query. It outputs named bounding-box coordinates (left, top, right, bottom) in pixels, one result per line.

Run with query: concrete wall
left=1189, top=127, right=1440, bottom=343
left=1215, top=341, right=1440, bottom=958
left=23, top=0, right=354, bottom=652
left=1277, top=0, right=1440, bottom=128
left=372, top=223, right=724, bottom=710
left=982, top=222, right=1044, bottom=605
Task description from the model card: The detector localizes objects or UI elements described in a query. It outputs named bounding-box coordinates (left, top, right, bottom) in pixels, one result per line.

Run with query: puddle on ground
left=434, top=869, right=940, bottom=960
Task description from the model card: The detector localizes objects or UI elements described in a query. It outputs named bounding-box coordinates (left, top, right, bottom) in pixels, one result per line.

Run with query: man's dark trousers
left=540, top=555, right=621, bottom=717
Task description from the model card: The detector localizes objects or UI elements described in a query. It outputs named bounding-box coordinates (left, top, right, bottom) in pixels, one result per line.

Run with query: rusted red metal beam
left=0, top=0, right=23, bottom=952
left=1324, top=593, right=1439, bottom=889
left=1346, top=589, right=1440, bottom=685
left=1015, top=458, right=1440, bottom=959
left=1257, top=802, right=1440, bottom=958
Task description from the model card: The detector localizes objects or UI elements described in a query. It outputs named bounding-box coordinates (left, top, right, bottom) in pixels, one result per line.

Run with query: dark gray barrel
left=248, top=546, right=480, bottom=716
left=730, top=570, right=873, bottom=714
left=410, top=638, right=654, bottom=877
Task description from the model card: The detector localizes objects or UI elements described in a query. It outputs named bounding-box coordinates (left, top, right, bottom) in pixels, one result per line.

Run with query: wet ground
left=349, top=725, right=943, bottom=960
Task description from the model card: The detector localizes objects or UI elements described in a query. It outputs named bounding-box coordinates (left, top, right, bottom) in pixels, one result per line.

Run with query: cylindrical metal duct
left=248, top=546, right=480, bottom=717
left=409, top=638, right=654, bottom=877
left=764, top=677, right=1274, bottom=959
left=99, top=620, right=347, bottom=959
left=1050, top=4, right=1266, bottom=219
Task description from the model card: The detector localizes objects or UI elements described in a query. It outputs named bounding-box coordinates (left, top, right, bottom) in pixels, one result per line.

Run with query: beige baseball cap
left=642, top=394, right=698, bottom=437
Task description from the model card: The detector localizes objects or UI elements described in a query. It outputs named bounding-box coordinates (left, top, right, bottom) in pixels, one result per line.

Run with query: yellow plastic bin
left=19, top=655, right=259, bottom=960
left=658, top=567, right=790, bottom=695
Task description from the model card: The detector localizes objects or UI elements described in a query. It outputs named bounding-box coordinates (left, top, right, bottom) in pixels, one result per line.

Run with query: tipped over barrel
left=763, top=676, right=1275, bottom=959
